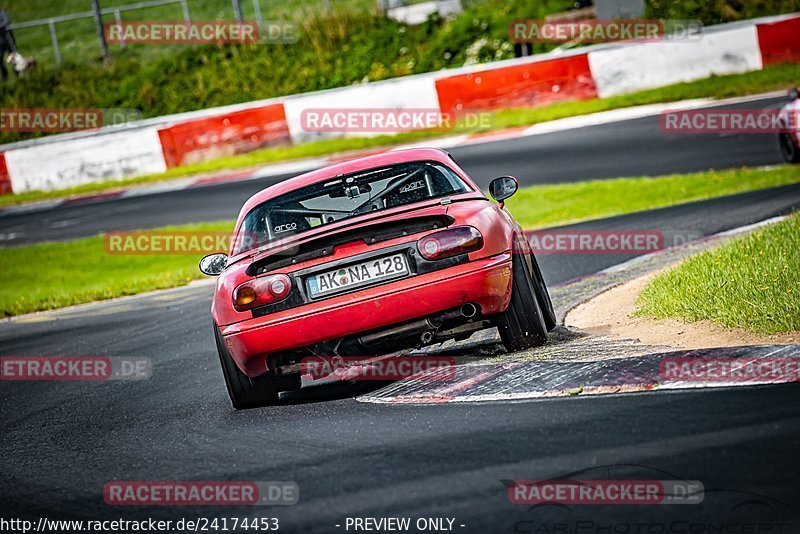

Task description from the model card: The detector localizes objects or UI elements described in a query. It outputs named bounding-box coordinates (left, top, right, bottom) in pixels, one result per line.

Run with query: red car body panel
left=211, top=148, right=526, bottom=377
left=223, top=255, right=512, bottom=376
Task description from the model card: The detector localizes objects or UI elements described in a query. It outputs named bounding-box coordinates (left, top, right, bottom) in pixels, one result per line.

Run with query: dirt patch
left=565, top=270, right=800, bottom=350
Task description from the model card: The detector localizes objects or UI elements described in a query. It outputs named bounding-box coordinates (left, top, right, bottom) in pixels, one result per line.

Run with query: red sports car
left=200, top=148, right=555, bottom=409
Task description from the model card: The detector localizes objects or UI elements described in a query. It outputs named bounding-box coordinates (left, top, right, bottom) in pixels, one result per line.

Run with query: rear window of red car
left=232, top=161, right=470, bottom=255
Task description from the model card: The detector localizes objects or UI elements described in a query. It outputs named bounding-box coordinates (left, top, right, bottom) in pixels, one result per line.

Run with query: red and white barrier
left=0, top=153, right=11, bottom=195
left=435, top=51, right=598, bottom=113
left=283, top=73, right=442, bottom=143
left=3, top=126, right=167, bottom=193
left=756, top=15, right=800, bottom=65
left=0, top=14, right=797, bottom=194
left=158, top=103, right=291, bottom=168
left=587, top=25, right=764, bottom=98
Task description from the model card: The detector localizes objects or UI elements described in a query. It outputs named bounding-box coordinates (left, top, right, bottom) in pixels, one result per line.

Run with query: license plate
left=307, top=254, right=409, bottom=298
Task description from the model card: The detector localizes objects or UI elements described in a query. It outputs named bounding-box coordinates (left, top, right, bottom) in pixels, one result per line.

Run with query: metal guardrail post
left=252, top=0, right=264, bottom=34
left=114, top=9, right=125, bottom=46
left=48, top=20, right=62, bottom=66
left=91, top=0, right=110, bottom=59
left=180, top=0, right=190, bottom=22
left=231, top=0, right=244, bottom=22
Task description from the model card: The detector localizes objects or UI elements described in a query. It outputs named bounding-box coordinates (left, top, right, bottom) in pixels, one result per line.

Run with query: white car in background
left=778, top=87, right=800, bottom=163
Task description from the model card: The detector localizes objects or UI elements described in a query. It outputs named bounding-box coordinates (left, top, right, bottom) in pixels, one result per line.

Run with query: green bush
left=3, top=0, right=796, bottom=146
left=646, top=0, right=800, bottom=25
left=0, top=0, right=571, bottom=144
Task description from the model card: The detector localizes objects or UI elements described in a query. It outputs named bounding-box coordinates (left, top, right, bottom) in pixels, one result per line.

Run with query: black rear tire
left=214, top=324, right=279, bottom=410
left=779, top=132, right=800, bottom=163
left=527, top=252, right=556, bottom=331
left=496, top=240, right=549, bottom=352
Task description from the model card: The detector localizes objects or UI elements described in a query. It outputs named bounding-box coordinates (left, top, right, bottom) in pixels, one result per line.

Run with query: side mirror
left=789, top=87, right=799, bottom=101
left=488, top=176, right=518, bottom=207
left=199, top=253, right=228, bottom=276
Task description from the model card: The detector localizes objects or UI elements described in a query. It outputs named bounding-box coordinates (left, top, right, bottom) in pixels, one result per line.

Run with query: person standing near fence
left=0, top=8, right=17, bottom=81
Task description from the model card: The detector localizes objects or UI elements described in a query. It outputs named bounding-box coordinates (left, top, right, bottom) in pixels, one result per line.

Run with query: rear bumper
left=220, top=253, right=513, bottom=376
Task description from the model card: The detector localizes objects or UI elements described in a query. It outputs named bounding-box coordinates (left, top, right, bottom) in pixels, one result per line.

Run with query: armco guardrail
left=0, top=13, right=798, bottom=195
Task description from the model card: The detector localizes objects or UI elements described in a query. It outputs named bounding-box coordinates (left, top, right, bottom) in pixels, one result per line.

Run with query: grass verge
left=0, top=221, right=233, bottom=317
left=636, top=214, right=799, bottom=334
left=1, top=63, right=798, bottom=209
left=506, top=165, right=800, bottom=229
left=2, top=164, right=798, bottom=317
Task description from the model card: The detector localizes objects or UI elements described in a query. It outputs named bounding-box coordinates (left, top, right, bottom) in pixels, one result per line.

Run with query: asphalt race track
left=0, top=96, right=789, bottom=247
left=1, top=96, right=800, bottom=530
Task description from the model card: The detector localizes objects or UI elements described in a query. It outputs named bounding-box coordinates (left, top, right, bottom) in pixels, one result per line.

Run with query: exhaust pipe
left=460, top=302, right=478, bottom=318
left=359, top=318, right=432, bottom=346
left=358, top=305, right=480, bottom=347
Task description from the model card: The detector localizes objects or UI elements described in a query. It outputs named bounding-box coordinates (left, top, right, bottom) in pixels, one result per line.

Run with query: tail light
left=418, top=226, right=483, bottom=260
left=233, top=274, right=292, bottom=312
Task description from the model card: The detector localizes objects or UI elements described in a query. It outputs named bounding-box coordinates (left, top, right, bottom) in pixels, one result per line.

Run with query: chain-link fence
left=4, top=0, right=377, bottom=67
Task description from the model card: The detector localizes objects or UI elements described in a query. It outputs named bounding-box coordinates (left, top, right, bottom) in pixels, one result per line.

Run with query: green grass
left=636, top=214, right=800, bottom=334
left=1, top=63, right=798, bottom=209
left=505, top=165, right=800, bottom=229
left=0, top=220, right=233, bottom=317
left=2, top=164, right=799, bottom=317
